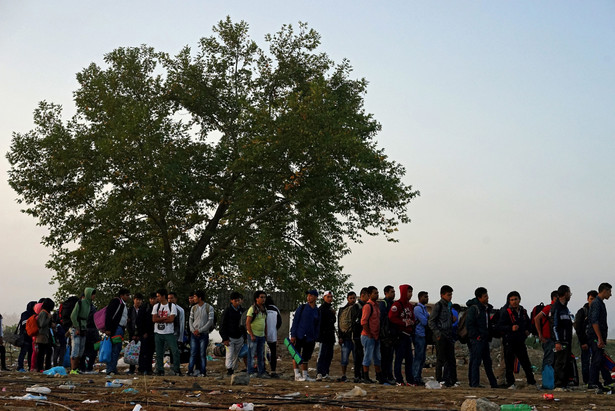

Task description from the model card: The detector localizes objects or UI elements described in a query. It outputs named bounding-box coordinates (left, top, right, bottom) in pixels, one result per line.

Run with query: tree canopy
left=7, top=18, right=419, bottom=304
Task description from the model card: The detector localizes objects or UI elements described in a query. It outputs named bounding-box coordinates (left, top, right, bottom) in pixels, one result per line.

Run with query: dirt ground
left=1, top=343, right=614, bottom=411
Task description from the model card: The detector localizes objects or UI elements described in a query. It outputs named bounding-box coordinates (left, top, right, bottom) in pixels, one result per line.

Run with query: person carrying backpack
left=574, top=290, right=597, bottom=385
left=428, top=285, right=457, bottom=387
left=379, top=285, right=397, bottom=385
left=16, top=301, right=36, bottom=372
left=152, top=288, right=181, bottom=376
left=388, top=284, right=415, bottom=386
left=35, top=298, right=55, bottom=372
left=188, top=290, right=215, bottom=377
left=337, top=291, right=360, bottom=382
left=551, top=285, right=574, bottom=389
left=69, top=288, right=95, bottom=374
left=497, top=291, right=536, bottom=389
left=465, top=287, right=498, bottom=389
left=534, top=290, right=559, bottom=372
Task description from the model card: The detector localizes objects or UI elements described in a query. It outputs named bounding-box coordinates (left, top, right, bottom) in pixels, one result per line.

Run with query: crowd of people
left=0, top=282, right=612, bottom=393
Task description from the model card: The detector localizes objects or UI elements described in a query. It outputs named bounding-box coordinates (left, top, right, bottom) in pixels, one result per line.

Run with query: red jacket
left=389, top=284, right=415, bottom=335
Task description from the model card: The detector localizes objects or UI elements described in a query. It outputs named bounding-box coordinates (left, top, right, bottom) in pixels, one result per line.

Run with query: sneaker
left=257, top=373, right=271, bottom=379
left=304, top=375, right=316, bottom=382
left=353, top=377, right=361, bottom=383
left=316, top=373, right=323, bottom=381
left=361, top=377, right=375, bottom=384
left=17, top=368, right=27, bottom=373
left=70, top=369, right=80, bottom=375
left=337, top=375, right=347, bottom=382
left=227, top=369, right=234, bottom=376
left=295, top=375, right=306, bottom=382
left=156, top=370, right=165, bottom=376
left=270, top=372, right=280, bottom=379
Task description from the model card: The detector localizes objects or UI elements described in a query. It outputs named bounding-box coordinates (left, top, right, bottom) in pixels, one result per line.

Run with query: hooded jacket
left=388, top=284, right=415, bottom=335
left=36, top=298, right=55, bottom=344
left=71, top=287, right=95, bottom=331
left=465, top=297, right=492, bottom=342
left=19, top=301, right=37, bottom=340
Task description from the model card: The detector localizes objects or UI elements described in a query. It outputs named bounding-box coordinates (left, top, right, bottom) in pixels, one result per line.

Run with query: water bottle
left=500, top=405, right=533, bottom=410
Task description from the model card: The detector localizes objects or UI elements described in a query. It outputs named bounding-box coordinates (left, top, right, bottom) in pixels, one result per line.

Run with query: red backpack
left=25, top=314, right=39, bottom=337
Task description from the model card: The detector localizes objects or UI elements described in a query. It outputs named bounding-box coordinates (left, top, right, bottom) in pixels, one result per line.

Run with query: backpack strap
left=507, top=308, right=516, bottom=324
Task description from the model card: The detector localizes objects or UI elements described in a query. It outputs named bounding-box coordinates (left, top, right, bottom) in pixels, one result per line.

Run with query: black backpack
left=529, top=302, right=545, bottom=336
left=60, top=296, right=81, bottom=329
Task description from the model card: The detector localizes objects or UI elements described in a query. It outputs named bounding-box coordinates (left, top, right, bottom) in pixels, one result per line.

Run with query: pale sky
left=1, top=1, right=614, bottom=327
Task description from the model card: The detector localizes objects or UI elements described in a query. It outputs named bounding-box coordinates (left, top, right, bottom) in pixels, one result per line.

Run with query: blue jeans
left=248, top=335, right=266, bottom=375
left=189, top=333, right=209, bottom=375
left=340, top=339, right=354, bottom=366
left=361, top=335, right=381, bottom=367
left=413, top=335, right=426, bottom=382
left=107, top=327, right=125, bottom=374
left=394, top=333, right=413, bottom=384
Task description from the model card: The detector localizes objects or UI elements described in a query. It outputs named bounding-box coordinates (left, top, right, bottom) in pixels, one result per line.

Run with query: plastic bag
left=124, top=340, right=140, bottom=365
left=99, top=336, right=112, bottom=363
left=42, top=366, right=67, bottom=376
left=542, top=364, right=554, bottom=390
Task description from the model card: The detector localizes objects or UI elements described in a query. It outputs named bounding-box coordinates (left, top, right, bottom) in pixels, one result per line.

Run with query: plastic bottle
left=500, top=405, right=534, bottom=410
left=105, top=381, right=122, bottom=388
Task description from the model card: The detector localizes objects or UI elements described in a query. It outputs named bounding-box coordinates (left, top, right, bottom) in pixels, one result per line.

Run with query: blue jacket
left=291, top=303, right=320, bottom=341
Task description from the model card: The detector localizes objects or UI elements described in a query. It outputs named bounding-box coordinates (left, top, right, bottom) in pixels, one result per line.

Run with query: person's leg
left=353, top=338, right=364, bottom=381
left=542, top=340, right=555, bottom=370
left=514, top=343, right=536, bottom=385
left=256, top=336, right=266, bottom=375
left=247, top=338, right=255, bottom=374
left=0, top=345, right=7, bottom=370
left=435, top=337, right=445, bottom=382
left=553, top=347, right=568, bottom=387
left=444, top=338, right=457, bottom=385
left=393, top=335, right=406, bottom=383
left=340, top=339, right=351, bottom=378
left=481, top=340, right=498, bottom=388
left=17, top=343, right=28, bottom=370
left=412, top=335, right=426, bottom=383
left=199, top=333, right=209, bottom=375
left=581, top=346, right=590, bottom=385
left=31, top=340, right=38, bottom=371
left=588, top=340, right=602, bottom=387
left=188, top=334, right=197, bottom=374
left=503, top=342, right=516, bottom=386
left=155, top=333, right=165, bottom=374
left=404, top=335, right=414, bottom=384
left=168, top=335, right=181, bottom=374
left=267, top=341, right=277, bottom=373
left=108, top=340, right=122, bottom=374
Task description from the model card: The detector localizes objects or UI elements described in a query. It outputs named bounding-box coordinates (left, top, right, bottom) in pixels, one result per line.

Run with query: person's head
left=347, top=291, right=357, bottom=305
left=118, top=288, right=131, bottom=303
left=367, top=286, right=379, bottom=302
left=383, top=285, right=395, bottom=300
left=598, top=283, right=612, bottom=300
left=192, top=290, right=205, bottom=304
left=254, top=290, right=266, bottom=305
left=405, top=285, right=413, bottom=300
left=418, top=291, right=429, bottom=304
left=133, top=293, right=144, bottom=308
left=188, top=293, right=195, bottom=306
left=475, top=287, right=488, bottom=305
left=550, top=290, right=559, bottom=301
left=149, top=292, right=157, bottom=305
left=323, top=290, right=333, bottom=304
left=360, top=287, right=369, bottom=302
left=156, top=288, right=168, bottom=304
left=507, top=291, right=521, bottom=308
left=440, top=285, right=453, bottom=302
left=265, top=295, right=275, bottom=307
left=557, top=285, right=571, bottom=302
left=587, top=290, right=598, bottom=305
left=230, top=291, right=243, bottom=308
left=168, top=291, right=179, bottom=304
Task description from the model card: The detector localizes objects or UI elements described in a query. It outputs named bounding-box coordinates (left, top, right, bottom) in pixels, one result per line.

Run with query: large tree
left=7, top=18, right=418, bottom=303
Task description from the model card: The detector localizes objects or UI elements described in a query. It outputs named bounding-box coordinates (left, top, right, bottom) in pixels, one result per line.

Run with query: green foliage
left=7, top=18, right=419, bottom=305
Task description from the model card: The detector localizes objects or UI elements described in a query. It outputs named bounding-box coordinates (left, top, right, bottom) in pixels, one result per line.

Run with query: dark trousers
left=554, top=343, right=572, bottom=388
left=589, top=340, right=614, bottom=386
left=0, top=345, right=6, bottom=369
left=435, top=337, right=457, bottom=385
left=394, top=333, right=413, bottom=384
left=80, top=341, right=97, bottom=371
left=316, top=342, right=334, bottom=376
left=581, top=346, right=590, bottom=384
left=18, top=339, right=32, bottom=370
left=267, top=341, right=277, bottom=372
left=503, top=340, right=536, bottom=386
left=139, top=334, right=154, bottom=373
left=353, top=338, right=364, bottom=379
left=381, top=339, right=395, bottom=381
left=36, top=343, right=52, bottom=371
left=468, top=339, right=498, bottom=387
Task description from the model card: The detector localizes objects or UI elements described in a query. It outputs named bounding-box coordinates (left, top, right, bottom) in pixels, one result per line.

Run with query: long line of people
left=1, top=282, right=612, bottom=394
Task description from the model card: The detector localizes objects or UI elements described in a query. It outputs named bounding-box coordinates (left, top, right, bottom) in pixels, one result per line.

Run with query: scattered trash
left=229, top=403, right=254, bottom=411
left=26, top=385, right=51, bottom=394
left=177, top=400, right=211, bottom=406
left=499, top=405, right=534, bottom=410
left=425, top=380, right=442, bottom=389
left=58, top=384, right=76, bottom=389
left=208, top=390, right=222, bottom=395
left=113, top=379, right=133, bottom=385
left=460, top=398, right=500, bottom=411
left=1, top=387, right=6, bottom=392
left=9, top=394, right=48, bottom=401
left=335, top=385, right=367, bottom=399
left=105, top=381, right=123, bottom=388
left=123, top=388, right=139, bottom=394
left=281, top=392, right=301, bottom=398
left=542, top=393, right=554, bottom=400
left=132, top=405, right=142, bottom=411
left=83, top=399, right=100, bottom=403
left=42, top=366, right=67, bottom=376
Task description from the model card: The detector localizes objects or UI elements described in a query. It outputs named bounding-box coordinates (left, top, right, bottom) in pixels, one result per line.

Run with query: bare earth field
left=1, top=344, right=614, bottom=411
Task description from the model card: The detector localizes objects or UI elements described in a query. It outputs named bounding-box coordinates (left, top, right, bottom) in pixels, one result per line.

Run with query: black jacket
left=220, top=303, right=244, bottom=341
left=465, top=298, right=492, bottom=342
left=497, top=304, right=530, bottom=344
left=574, top=303, right=589, bottom=346
left=551, top=299, right=573, bottom=344
left=105, top=297, right=127, bottom=334
left=317, top=301, right=336, bottom=344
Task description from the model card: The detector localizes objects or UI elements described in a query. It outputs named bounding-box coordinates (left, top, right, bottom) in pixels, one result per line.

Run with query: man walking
left=588, top=283, right=613, bottom=390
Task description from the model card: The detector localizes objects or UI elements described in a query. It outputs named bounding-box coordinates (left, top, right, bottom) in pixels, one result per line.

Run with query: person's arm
left=388, top=302, right=403, bottom=327
left=246, top=306, right=255, bottom=341
left=428, top=303, right=441, bottom=340
left=361, top=304, right=371, bottom=337
left=200, top=304, right=214, bottom=334
left=534, top=311, right=545, bottom=342
left=589, top=303, right=606, bottom=348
